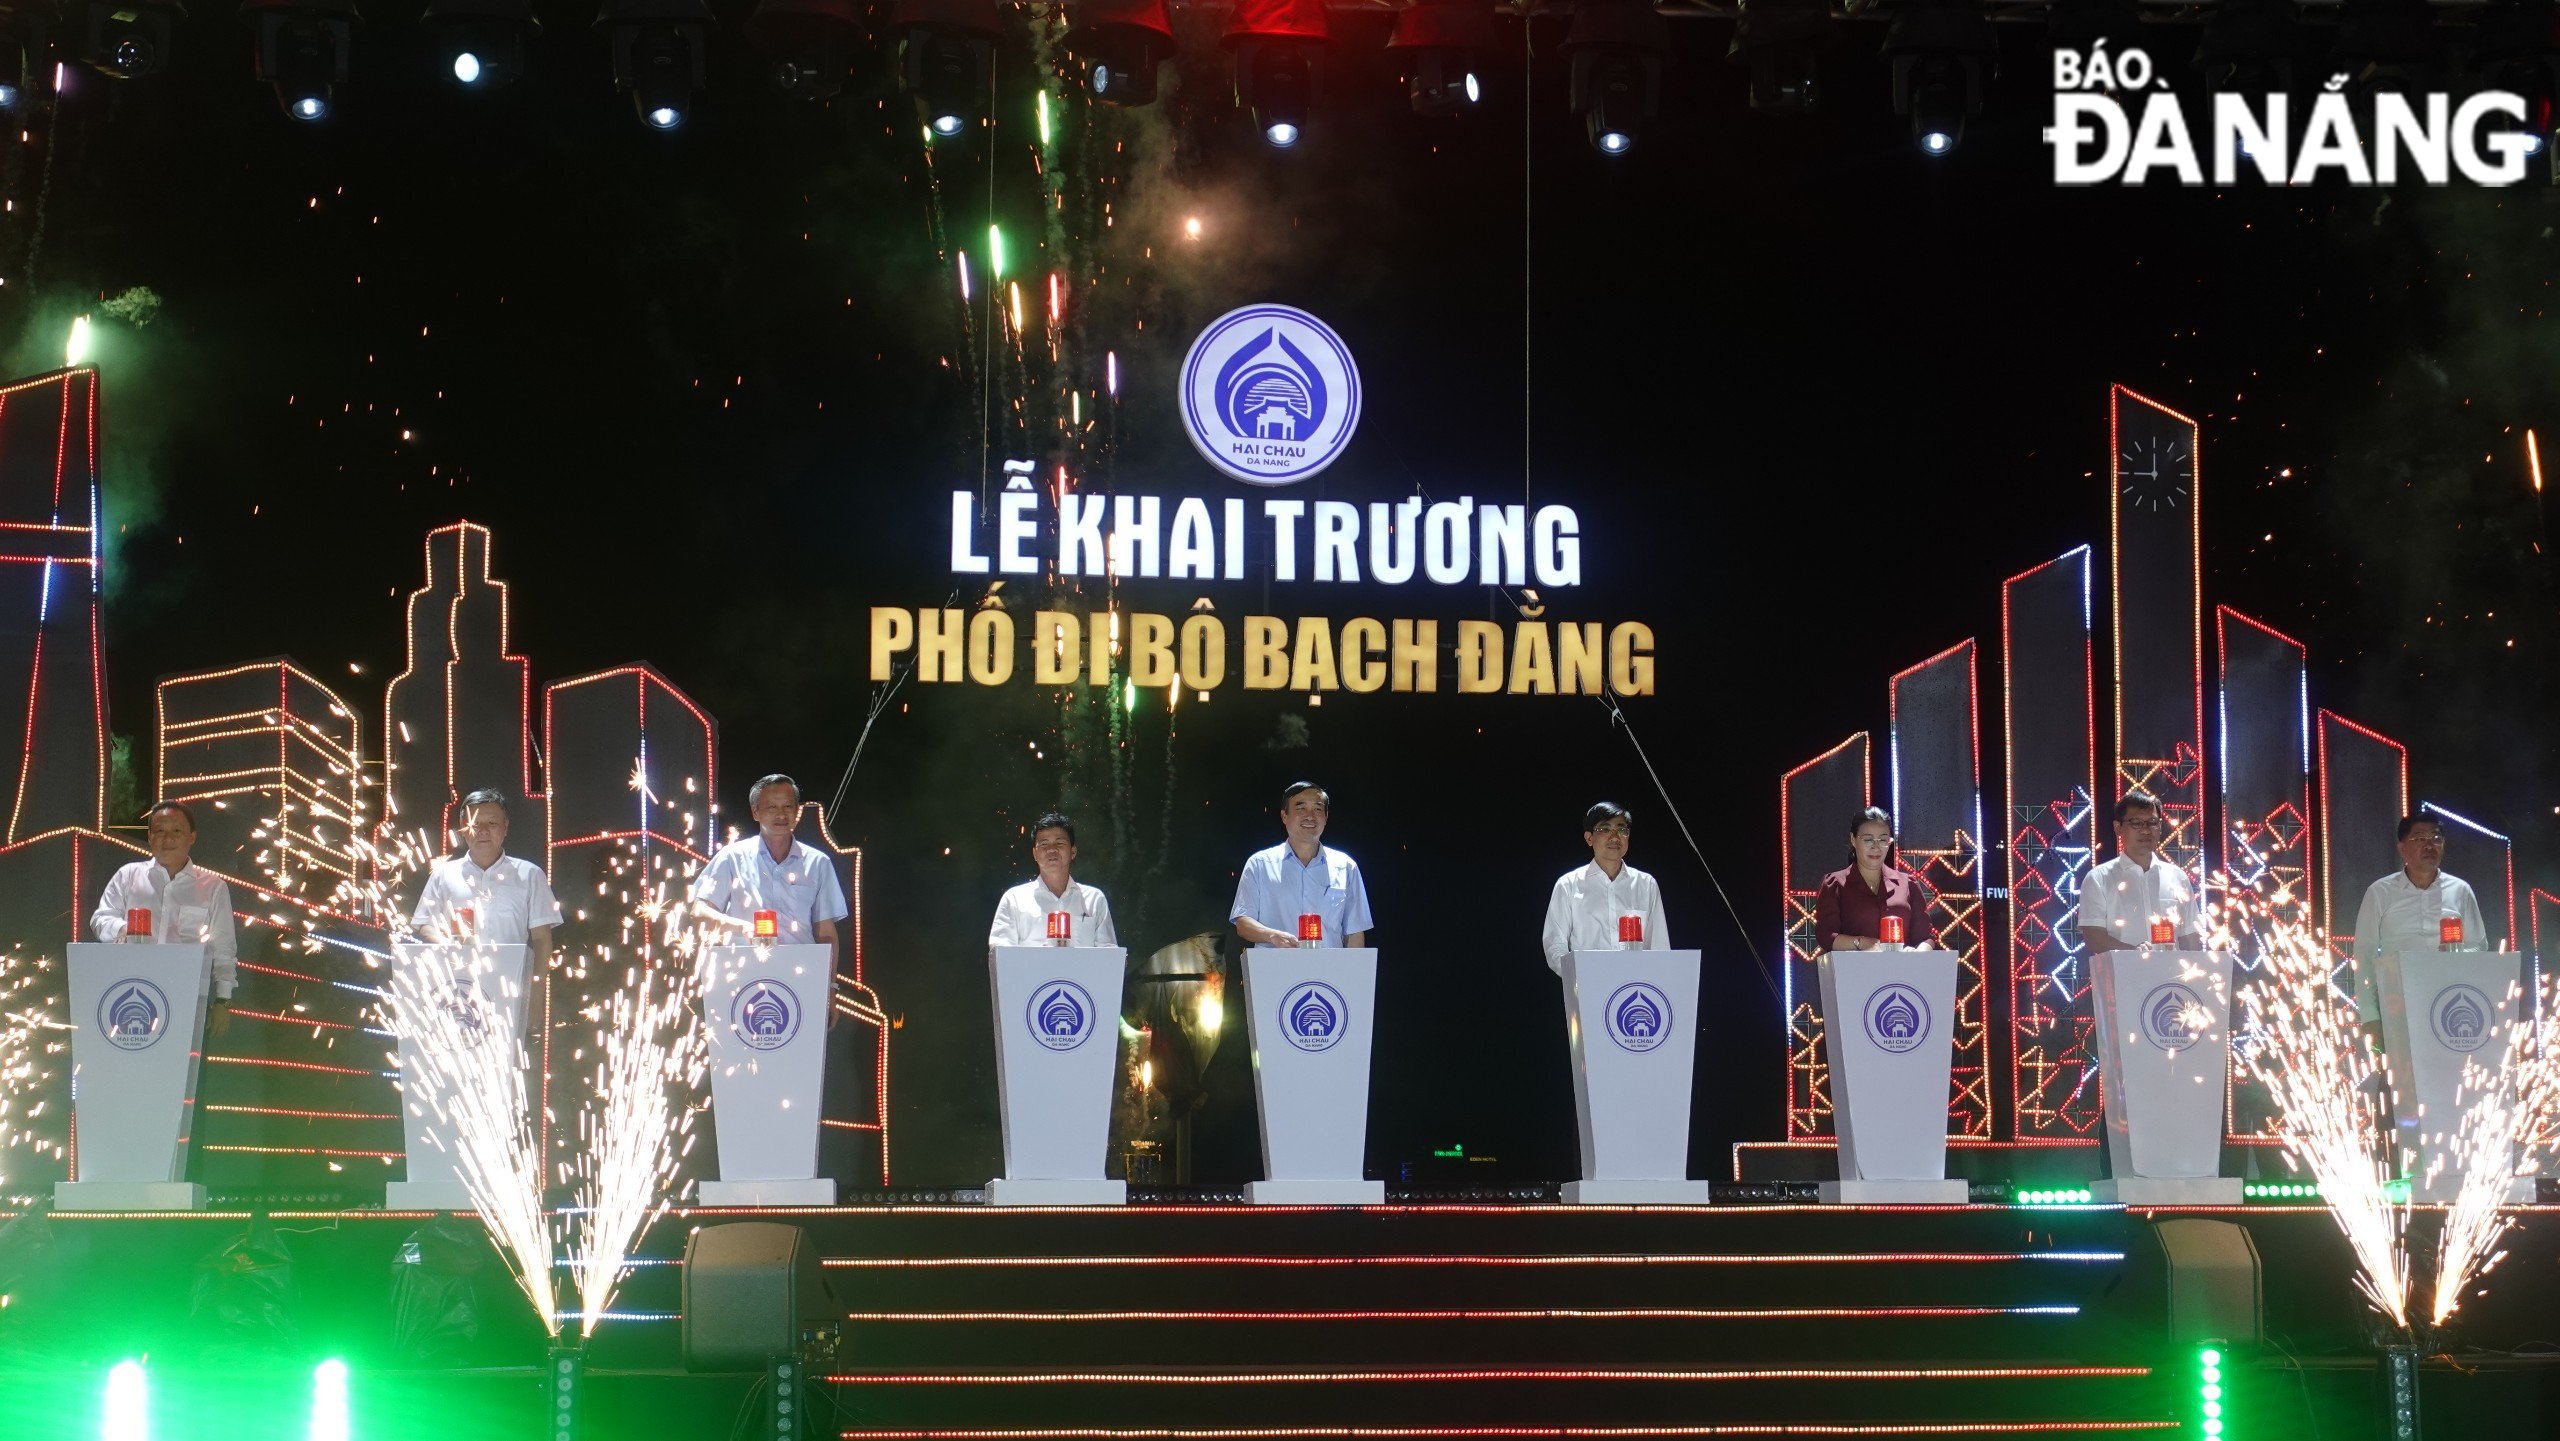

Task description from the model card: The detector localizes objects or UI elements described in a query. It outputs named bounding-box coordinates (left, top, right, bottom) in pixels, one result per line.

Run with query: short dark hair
left=2398, top=814, right=2444, bottom=842
left=1032, top=811, right=1076, bottom=847
left=461, top=788, right=507, bottom=814
left=144, top=800, right=196, bottom=831
left=750, top=773, right=799, bottom=809
left=2114, top=791, right=2161, bottom=824
left=1280, top=781, right=1329, bottom=810
left=1584, top=801, right=1630, bottom=831
left=1849, top=806, right=1893, bottom=836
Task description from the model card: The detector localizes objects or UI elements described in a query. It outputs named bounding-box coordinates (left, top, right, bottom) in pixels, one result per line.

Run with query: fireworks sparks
left=2421, top=993, right=2559, bottom=1329
left=0, top=949, right=69, bottom=1188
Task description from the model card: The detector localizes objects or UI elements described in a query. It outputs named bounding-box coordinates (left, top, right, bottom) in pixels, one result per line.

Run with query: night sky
left=11, top=7, right=2555, bottom=1185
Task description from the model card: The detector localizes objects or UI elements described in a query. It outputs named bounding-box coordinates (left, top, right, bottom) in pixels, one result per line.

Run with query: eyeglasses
left=1591, top=825, right=1631, bottom=838
left=2121, top=817, right=2163, bottom=830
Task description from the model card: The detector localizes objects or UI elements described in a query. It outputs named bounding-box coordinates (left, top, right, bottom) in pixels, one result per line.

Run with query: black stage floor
left=0, top=1198, right=2553, bottom=1440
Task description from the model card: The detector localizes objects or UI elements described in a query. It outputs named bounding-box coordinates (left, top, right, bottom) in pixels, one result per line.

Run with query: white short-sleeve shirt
left=411, top=853, right=564, bottom=946
left=1540, top=861, right=1668, bottom=974
left=989, top=878, right=1119, bottom=949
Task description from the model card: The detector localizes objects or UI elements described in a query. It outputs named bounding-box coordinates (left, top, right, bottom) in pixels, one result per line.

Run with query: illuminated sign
left=1180, top=305, right=1362, bottom=486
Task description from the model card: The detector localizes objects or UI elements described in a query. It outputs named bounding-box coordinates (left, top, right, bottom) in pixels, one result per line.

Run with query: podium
left=1243, top=946, right=1383, bottom=1205
left=986, top=945, right=1128, bottom=1206
left=386, top=942, right=530, bottom=1212
left=59, top=942, right=211, bottom=1210
left=2374, top=950, right=2537, bottom=1205
left=700, top=944, right=836, bottom=1206
left=1816, top=948, right=1966, bottom=1204
left=1560, top=949, right=1709, bottom=1204
left=2088, top=949, right=2242, bottom=1205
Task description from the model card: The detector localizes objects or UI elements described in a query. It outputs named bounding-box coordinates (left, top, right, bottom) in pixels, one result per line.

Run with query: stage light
left=746, top=0, right=862, bottom=102
left=423, top=0, right=537, bottom=88
left=1390, top=0, right=1496, bottom=117
left=1066, top=0, right=1173, bottom=107
left=1884, top=0, right=1992, bottom=155
left=64, top=314, right=88, bottom=368
left=72, top=0, right=179, bottom=79
left=2473, top=1, right=2559, bottom=175
left=896, top=0, right=997, bottom=139
left=309, top=1359, right=349, bottom=1441
left=2191, top=0, right=2296, bottom=94
left=243, top=0, right=357, bottom=122
left=1727, top=0, right=1827, bottom=113
left=103, top=1359, right=147, bottom=1441
left=600, top=0, right=709, bottom=131
left=1228, top=0, right=1326, bottom=148
left=1566, top=0, right=1667, bottom=156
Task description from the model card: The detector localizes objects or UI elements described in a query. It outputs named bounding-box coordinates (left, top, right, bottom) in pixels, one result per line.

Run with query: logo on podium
left=732, top=979, right=802, bottom=1052
left=1604, top=981, right=1673, bottom=1053
left=1862, top=983, right=1931, bottom=1055
left=1277, top=980, right=1347, bottom=1052
left=1180, top=305, right=1362, bottom=486
left=2139, top=981, right=2210, bottom=1054
left=2431, top=983, right=2494, bottom=1054
left=1028, top=979, right=1097, bottom=1051
left=99, top=979, right=170, bottom=1052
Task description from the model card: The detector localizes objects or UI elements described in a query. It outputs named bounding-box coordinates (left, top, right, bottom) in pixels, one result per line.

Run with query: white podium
left=59, top=941, right=211, bottom=1210
left=1560, top=949, right=1708, bottom=1204
left=700, top=944, right=836, bottom=1207
left=2088, top=949, right=2241, bottom=1205
left=986, top=944, right=1128, bottom=1206
left=2374, top=950, right=2537, bottom=1204
left=1816, top=948, right=1966, bottom=1204
left=386, top=942, right=530, bottom=1211
left=1243, top=946, right=1383, bottom=1205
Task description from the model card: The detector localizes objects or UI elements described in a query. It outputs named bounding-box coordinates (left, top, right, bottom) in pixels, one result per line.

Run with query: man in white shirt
left=410, top=788, right=563, bottom=1035
left=2079, top=790, right=2202, bottom=953
left=989, top=811, right=1118, bottom=949
left=690, top=773, right=850, bottom=1024
left=1541, top=801, right=1667, bottom=974
left=1231, top=781, right=1373, bottom=949
left=91, top=801, right=239, bottom=1038
left=2350, top=814, right=2489, bottom=1027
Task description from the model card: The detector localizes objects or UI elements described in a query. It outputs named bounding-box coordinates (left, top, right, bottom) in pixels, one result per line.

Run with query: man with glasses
left=2349, top=814, right=2488, bottom=1029
left=691, top=773, right=849, bottom=1025
left=1541, top=801, right=1667, bottom=974
left=2080, top=790, right=2201, bottom=953
left=989, top=811, right=1118, bottom=949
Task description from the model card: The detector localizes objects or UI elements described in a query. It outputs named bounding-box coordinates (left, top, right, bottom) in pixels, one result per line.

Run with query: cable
left=1596, top=691, right=1784, bottom=1008
left=825, top=587, right=959, bottom=824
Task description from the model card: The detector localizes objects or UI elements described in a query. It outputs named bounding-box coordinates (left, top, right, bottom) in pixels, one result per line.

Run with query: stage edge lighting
left=1228, top=0, right=1327, bottom=147
left=242, top=0, right=359, bottom=122
left=103, top=1359, right=147, bottom=1441
left=1066, top=0, right=1173, bottom=107
left=422, top=0, right=538, bottom=88
left=73, top=0, right=180, bottom=79
left=1566, top=0, right=1667, bottom=155
left=1389, top=0, right=1496, bottom=117
left=1727, top=0, right=1828, bottom=114
left=1884, top=0, right=1993, bottom=155
left=597, top=0, right=712, bottom=131
left=895, top=0, right=998, bottom=138
left=747, top=0, right=862, bottom=101
left=310, top=1359, right=349, bottom=1441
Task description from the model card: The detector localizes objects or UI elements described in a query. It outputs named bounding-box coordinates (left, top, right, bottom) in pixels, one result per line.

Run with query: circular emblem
left=1026, top=979, right=1097, bottom=1052
left=98, top=978, right=170, bottom=1052
left=2431, top=983, right=2495, bottom=1054
left=1179, top=304, right=1362, bottom=486
left=447, top=982, right=493, bottom=1043
left=1862, top=983, right=1931, bottom=1056
left=2138, top=982, right=2211, bottom=1054
left=731, top=979, right=801, bottom=1053
left=1277, top=980, right=1348, bottom=1053
left=1604, top=982, right=1674, bottom=1054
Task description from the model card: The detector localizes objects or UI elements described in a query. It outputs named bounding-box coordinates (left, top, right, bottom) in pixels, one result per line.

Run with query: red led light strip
left=201, top=1144, right=401, bottom=1159
left=1778, top=732, right=1869, bottom=1140
left=2002, top=548, right=2102, bottom=1143
left=822, top=1365, right=2152, bottom=1385
left=2315, top=709, right=2407, bottom=970
left=1887, top=638, right=1989, bottom=1139
left=821, top=1252, right=2124, bottom=1269
left=204, top=1054, right=379, bottom=1078
left=837, top=1306, right=2081, bottom=1323
left=201, top=1103, right=398, bottom=1122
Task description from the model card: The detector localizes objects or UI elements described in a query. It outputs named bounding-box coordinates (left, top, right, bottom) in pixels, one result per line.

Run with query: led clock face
left=2119, top=431, right=2193, bottom=513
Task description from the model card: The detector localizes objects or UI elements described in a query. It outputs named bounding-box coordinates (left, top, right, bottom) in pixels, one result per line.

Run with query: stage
left=2, top=1196, right=2555, bottom=1440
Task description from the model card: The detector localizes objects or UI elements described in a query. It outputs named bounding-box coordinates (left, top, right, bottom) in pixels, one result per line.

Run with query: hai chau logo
left=2044, top=43, right=2538, bottom=186
left=1180, top=305, right=1362, bottom=486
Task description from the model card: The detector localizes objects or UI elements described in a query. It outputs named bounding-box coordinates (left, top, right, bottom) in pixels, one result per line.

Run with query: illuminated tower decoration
left=382, top=522, right=535, bottom=843
left=2316, top=710, right=2406, bottom=983
left=1781, top=733, right=1868, bottom=1140
left=2418, top=802, right=2516, bottom=951
left=2214, top=609, right=2309, bottom=1134
left=1890, top=640, right=1989, bottom=1137
left=2532, top=888, right=2558, bottom=1028
left=0, top=369, right=107, bottom=841
left=156, top=661, right=364, bottom=881
left=2003, top=548, right=2099, bottom=1142
left=2110, top=386, right=2206, bottom=879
